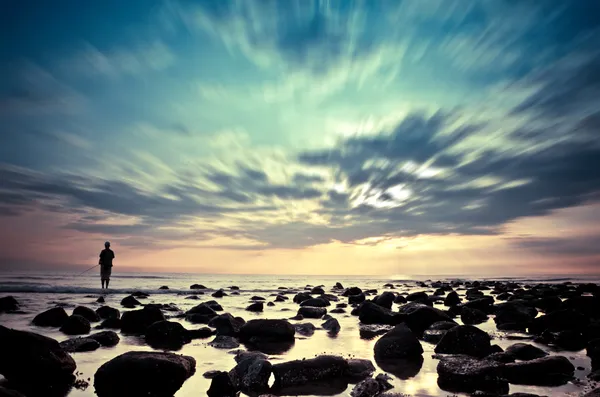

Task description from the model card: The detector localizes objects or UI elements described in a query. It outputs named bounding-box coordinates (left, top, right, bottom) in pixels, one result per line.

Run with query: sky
left=1, top=0, right=600, bottom=276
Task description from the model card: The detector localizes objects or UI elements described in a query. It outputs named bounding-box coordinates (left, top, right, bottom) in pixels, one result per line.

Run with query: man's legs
left=106, top=278, right=110, bottom=289
left=101, top=279, right=106, bottom=289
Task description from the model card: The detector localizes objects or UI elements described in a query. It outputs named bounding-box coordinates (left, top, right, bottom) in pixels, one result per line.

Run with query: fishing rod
left=77, top=264, right=100, bottom=276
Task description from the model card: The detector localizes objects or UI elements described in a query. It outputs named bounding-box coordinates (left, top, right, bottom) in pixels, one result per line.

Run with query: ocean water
left=0, top=271, right=598, bottom=397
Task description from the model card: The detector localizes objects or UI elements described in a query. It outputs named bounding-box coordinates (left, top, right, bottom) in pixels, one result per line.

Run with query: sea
left=1, top=271, right=599, bottom=397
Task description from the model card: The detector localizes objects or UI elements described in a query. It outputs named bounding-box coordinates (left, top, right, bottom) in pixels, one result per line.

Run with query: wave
left=0, top=284, right=300, bottom=295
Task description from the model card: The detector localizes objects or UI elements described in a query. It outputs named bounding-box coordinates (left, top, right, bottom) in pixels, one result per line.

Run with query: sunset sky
left=1, top=0, right=599, bottom=275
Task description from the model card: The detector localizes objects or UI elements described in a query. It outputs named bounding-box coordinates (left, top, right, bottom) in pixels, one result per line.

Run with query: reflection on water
left=274, top=378, right=349, bottom=396
left=242, top=339, right=296, bottom=355
left=375, top=356, right=424, bottom=380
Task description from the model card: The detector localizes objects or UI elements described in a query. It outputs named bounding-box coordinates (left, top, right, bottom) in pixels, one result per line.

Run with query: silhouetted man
left=99, top=241, right=115, bottom=289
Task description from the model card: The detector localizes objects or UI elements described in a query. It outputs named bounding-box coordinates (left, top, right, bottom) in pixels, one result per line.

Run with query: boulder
left=359, top=324, right=394, bottom=340
left=434, top=325, right=492, bottom=358
left=300, top=298, right=330, bottom=307
left=295, top=323, right=316, bottom=337
left=374, top=324, right=423, bottom=360
left=60, top=314, right=91, bottom=335
left=500, top=356, right=575, bottom=386
left=394, top=295, right=407, bottom=304
left=60, top=337, right=100, bottom=352
left=529, top=309, right=588, bottom=335
left=96, top=306, right=120, bottom=320
left=120, top=295, right=141, bottom=308
left=32, top=307, right=68, bottom=327
left=298, top=306, right=327, bottom=318
left=373, top=292, right=395, bottom=309
left=293, top=292, right=312, bottom=304
left=159, top=286, right=169, bottom=290
left=311, top=287, right=325, bottom=294
left=73, top=306, right=101, bottom=322
left=0, top=325, right=76, bottom=387
left=322, top=318, right=341, bottom=335
left=554, top=329, right=587, bottom=351
left=272, top=355, right=349, bottom=388
left=275, top=295, right=287, bottom=302
left=207, top=371, right=237, bottom=397
left=234, top=351, right=268, bottom=364
left=461, top=297, right=495, bottom=313
left=444, top=291, right=461, bottom=306
left=145, top=320, right=191, bottom=349
left=436, top=355, right=507, bottom=394
left=400, top=303, right=453, bottom=335
left=334, top=282, right=344, bottom=290
left=209, top=313, right=245, bottom=336
left=0, top=296, right=18, bottom=312
left=532, top=296, right=562, bottom=312
left=246, top=302, right=264, bottom=312
left=239, top=319, right=295, bottom=342
left=494, top=302, right=536, bottom=326
left=422, top=321, right=458, bottom=344
left=121, top=306, right=166, bottom=334
left=504, top=343, right=547, bottom=360
left=461, top=307, right=488, bottom=325
left=343, top=287, right=363, bottom=297
left=407, top=291, right=428, bottom=302
left=94, top=351, right=196, bottom=397
left=212, top=289, right=227, bottom=298
left=99, top=317, right=122, bottom=329
left=190, top=284, right=207, bottom=289
left=330, top=308, right=346, bottom=314
left=89, top=330, right=120, bottom=347
left=229, top=356, right=272, bottom=392
left=358, top=301, right=404, bottom=325
left=209, top=335, right=240, bottom=349
left=345, top=359, right=376, bottom=381
left=131, top=291, right=149, bottom=298
left=350, top=375, right=393, bottom=397
left=349, top=293, right=367, bottom=304
left=188, top=327, right=214, bottom=339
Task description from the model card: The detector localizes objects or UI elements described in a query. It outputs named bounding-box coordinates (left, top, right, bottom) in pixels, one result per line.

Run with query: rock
left=212, top=289, right=227, bottom=298
left=203, top=370, right=222, bottom=379
left=121, top=306, right=166, bottom=334
left=272, top=355, right=349, bottom=388
left=209, top=335, right=240, bottom=349
left=209, top=313, right=245, bottom=336
left=32, top=307, right=69, bottom=327
left=145, top=320, right=191, bottom=349
left=461, top=307, right=488, bottom=325
left=246, top=302, right=264, bottom=312
left=529, top=309, right=588, bottom=334
left=289, top=314, right=304, bottom=320
left=293, top=292, right=312, bottom=304
left=400, top=303, right=453, bottom=335
left=505, top=343, right=548, bottom=360
left=497, top=322, right=528, bottom=332
left=120, top=295, right=141, bottom=308
left=0, top=386, right=25, bottom=397
left=330, top=308, right=346, bottom=314
left=230, top=357, right=272, bottom=392
left=60, top=314, right=91, bottom=335
left=343, top=287, right=363, bottom=297
left=131, top=291, right=149, bottom=298
left=351, top=376, right=393, bottom=397
left=500, top=356, right=575, bottom=385
left=346, top=359, right=376, bottom=381
left=434, top=325, right=492, bottom=358
left=96, top=306, right=120, bottom=320
left=311, top=287, right=325, bottom=294
left=188, top=327, right=214, bottom=339
left=373, top=292, right=396, bottom=309
left=485, top=352, right=516, bottom=363
left=190, top=284, right=207, bottom=289
left=585, top=388, right=600, bottom=397
left=436, top=355, right=507, bottom=394
left=159, top=286, right=169, bottom=290
left=298, top=306, right=327, bottom=318
left=187, top=302, right=219, bottom=316
left=422, top=321, right=458, bottom=344
left=554, top=329, right=587, bottom=351
left=334, top=282, right=344, bottom=289
left=207, top=371, right=237, bottom=397
left=295, top=322, right=316, bottom=336
left=300, top=298, right=330, bottom=307
left=96, top=296, right=105, bottom=303
left=0, top=325, right=76, bottom=388
left=89, top=331, right=120, bottom=347
left=349, top=293, right=367, bottom=304
left=358, top=301, right=404, bottom=325
left=60, top=337, right=100, bottom=352
left=394, top=295, right=407, bottom=304
left=94, top=351, right=196, bottom=397
left=532, top=296, right=562, bottom=312
left=275, top=295, right=287, bottom=302
left=322, top=318, right=341, bottom=335
left=494, top=302, right=537, bottom=326
left=444, top=291, right=461, bottom=306
left=589, top=369, right=600, bottom=381
left=239, top=319, right=295, bottom=342
left=267, top=301, right=275, bottom=306
left=359, top=324, right=394, bottom=339
left=374, top=324, right=423, bottom=360
left=73, top=306, right=101, bottom=322
left=461, top=297, right=495, bottom=313
left=234, top=351, right=269, bottom=363
left=99, top=317, right=122, bottom=329
left=588, top=338, right=600, bottom=361
left=0, top=296, right=18, bottom=312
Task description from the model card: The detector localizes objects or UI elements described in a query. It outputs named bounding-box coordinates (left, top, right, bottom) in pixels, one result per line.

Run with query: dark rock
left=212, top=289, right=227, bottom=298
left=394, top=295, right=407, bottom=304
left=94, top=351, right=195, bottom=397
left=96, top=296, right=105, bottom=303
left=461, top=307, right=488, bottom=325
left=588, top=338, right=600, bottom=362
left=186, top=303, right=218, bottom=322
left=422, top=321, right=458, bottom=344
left=500, top=356, right=574, bottom=385
left=343, top=287, right=363, bottom=297
left=272, top=355, right=349, bottom=388
left=32, top=307, right=68, bottom=327
left=73, top=306, right=101, bottom=322
left=554, top=329, right=586, bottom=351
left=494, top=302, right=536, bottom=326
left=505, top=343, right=547, bottom=360
left=358, top=301, right=404, bottom=325
left=407, top=291, right=428, bottom=302
left=485, top=352, right=516, bottom=363
left=435, top=325, right=492, bottom=358
left=89, top=330, right=120, bottom=347
left=374, top=356, right=424, bottom=380
left=99, top=317, right=122, bottom=329
left=434, top=288, right=446, bottom=296
left=436, top=355, right=507, bottom=394
left=374, top=324, right=423, bottom=360
left=293, top=292, right=312, bottom=304
left=532, top=296, right=562, bottom=312
left=289, top=314, right=303, bottom=320
left=209, top=335, right=240, bottom=349
left=96, top=306, right=120, bottom=320
left=203, top=370, right=221, bottom=379
left=251, top=296, right=265, bottom=301
left=121, top=306, right=166, bottom=334
left=359, top=324, right=394, bottom=339
left=496, top=292, right=511, bottom=301
left=120, top=295, right=141, bottom=308
left=400, top=302, right=453, bottom=335
left=234, top=351, right=268, bottom=363
left=444, top=291, right=461, bottom=306
left=275, top=295, right=287, bottom=302
left=322, top=318, right=341, bottom=335
left=461, top=297, right=495, bottom=313
left=0, top=325, right=76, bottom=388
left=330, top=308, right=346, bottom=314
left=294, top=322, right=316, bottom=336
left=209, top=313, right=245, bottom=336
left=298, top=306, right=327, bottom=318
left=60, top=314, right=91, bottom=335
left=373, top=292, right=395, bottom=309
left=131, top=291, right=149, bottom=298
left=334, top=282, right=344, bottom=290
left=589, top=370, right=600, bottom=381
left=230, top=286, right=240, bottom=290
left=159, top=286, right=169, bottom=290
left=497, top=322, right=528, bottom=332
left=246, top=302, right=264, bottom=312
left=190, top=284, right=207, bottom=289
left=529, top=309, right=588, bottom=334
left=239, top=319, right=295, bottom=343
left=345, top=359, right=376, bottom=381
left=145, top=320, right=191, bottom=349
left=188, top=327, right=214, bottom=339
left=207, top=371, right=237, bottom=397
left=0, top=296, right=18, bottom=312
left=230, top=357, right=272, bottom=392
left=351, top=375, right=393, bottom=397
left=300, top=298, right=330, bottom=307
left=60, top=337, right=100, bottom=352
left=311, top=287, right=325, bottom=294
left=349, top=293, right=367, bottom=304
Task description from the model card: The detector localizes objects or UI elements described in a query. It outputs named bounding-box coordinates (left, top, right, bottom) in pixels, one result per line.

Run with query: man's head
left=104, top=241, right=110, bottom=248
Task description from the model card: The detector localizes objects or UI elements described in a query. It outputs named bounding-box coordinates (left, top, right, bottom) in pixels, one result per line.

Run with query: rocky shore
left=1, top=278, right=599, bottom=396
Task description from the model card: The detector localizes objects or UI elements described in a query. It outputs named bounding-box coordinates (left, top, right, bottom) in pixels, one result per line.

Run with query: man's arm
left=99, top=251, right=103, bottom=265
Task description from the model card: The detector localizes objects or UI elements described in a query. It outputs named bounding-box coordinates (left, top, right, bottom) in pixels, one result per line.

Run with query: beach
left=0, top=272, right=599, bottom=397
